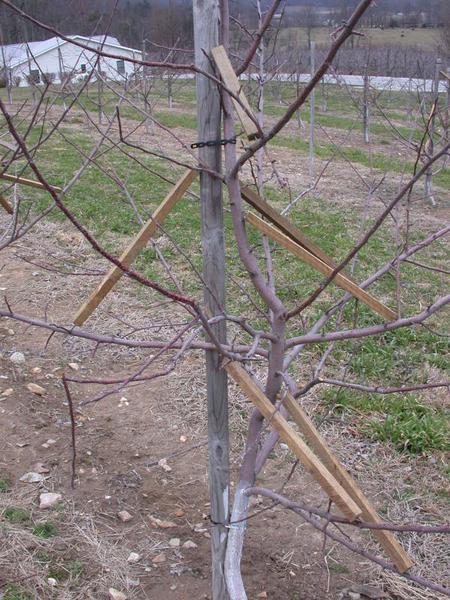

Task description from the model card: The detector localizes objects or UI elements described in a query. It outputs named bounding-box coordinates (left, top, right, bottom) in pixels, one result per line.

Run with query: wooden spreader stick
left=241, top=185, right=342, bottom=270
left=73, top=168, right=197, bottom=326
left=0, top=193, right=13, bottom=214
left=211, top=45, right=260, bottom=141
left=225, top=361, right=362, bottom=522
left=0, top=172, right=62, bottom=192
left=247, top=212, right=396, bottom=321
left=282, top=392, right=413, bottom=573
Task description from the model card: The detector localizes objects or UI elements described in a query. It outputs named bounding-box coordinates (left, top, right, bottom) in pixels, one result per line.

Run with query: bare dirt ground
left=0, top=217, right=370, bottom=600
left=1, top=104, right=449, bottom=600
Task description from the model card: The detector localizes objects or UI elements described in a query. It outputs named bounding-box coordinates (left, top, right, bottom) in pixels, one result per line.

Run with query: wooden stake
left=0, top=172, right=62, bottom=192
left=195, top=5, right=230, bottom=599
left=211, top=44, right=260, bottom=141
left=73, top=169, right=196, bottom=326
left=282, top=392, right=413, bottom=573
left=0, top=193, right=13, bottom=214
left=225, top=361, right=362, bottom=522
left=247, top=212, right=396, bottom=321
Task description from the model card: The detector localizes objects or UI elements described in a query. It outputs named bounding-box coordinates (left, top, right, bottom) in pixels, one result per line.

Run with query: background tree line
left=0, top=0, right=449, bottom=74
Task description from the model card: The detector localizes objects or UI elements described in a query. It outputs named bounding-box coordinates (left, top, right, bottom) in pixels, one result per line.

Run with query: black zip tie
left=191, top=137, right=236, bottom=149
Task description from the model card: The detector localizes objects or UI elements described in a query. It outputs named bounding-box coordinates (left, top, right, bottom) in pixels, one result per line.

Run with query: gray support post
left=425, top=57, right=442, bottom=206
left=142, top=39, right=151, bottom=133
left=97, top=72, right=103, bottom=125
left=363, top=70, right=370, bottom=144
left=308, top=41, right=315, bottom=179
left=193, top=1, right=230, bottom=598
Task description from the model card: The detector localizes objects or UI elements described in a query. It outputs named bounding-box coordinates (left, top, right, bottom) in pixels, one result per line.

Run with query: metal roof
left=1, top=35, right=137, bottom=69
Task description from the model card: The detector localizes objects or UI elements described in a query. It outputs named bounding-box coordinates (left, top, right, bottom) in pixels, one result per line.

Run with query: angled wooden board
left=211, top=45, right=260, bottom=141
left=0, top=193, right=13, bottom=214
left=0, top=139, right=18, bottom=152
left=241, top=185, right=339, bottom=269
left=0, top=172, right=62, bottom=192
left=247, top=212, right=396, bottom=321
left=225, top=361, right=362, bottom=522
left=73, top=169, right=197, bottom=326
left=283, top=392, right=413, bottom=573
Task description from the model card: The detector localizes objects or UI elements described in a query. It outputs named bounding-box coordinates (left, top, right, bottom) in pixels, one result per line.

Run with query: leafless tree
left=0, top=1, right=449, bottom=599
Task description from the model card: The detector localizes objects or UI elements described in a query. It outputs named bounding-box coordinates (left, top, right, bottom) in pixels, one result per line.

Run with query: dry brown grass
left=0, top=485, right=160, bottom=599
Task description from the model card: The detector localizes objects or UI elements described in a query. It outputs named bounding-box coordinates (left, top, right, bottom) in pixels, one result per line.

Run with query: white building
left=0, top=35, right=142, bottom=87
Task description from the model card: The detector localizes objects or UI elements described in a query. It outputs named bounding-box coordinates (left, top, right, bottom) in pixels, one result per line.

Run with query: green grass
left=271, top=134, right=450, bottom=188
left=435, top=489, right=450, bottom=505
left=369, top=403, right=450, bottom=455
left=155, top=110, right=197, bottom=129
left=35, top=550, right=52, bottom=565
left=46, top=560, right=85, bottom=583
left=344, top=327, right=449, bottom=381
left=322, top=390, right=450, bottom=455
left=2, top=585, right=32, bottom=600
left=0, top=475, right=11, bottom=492
left=68, top=560, right=85, bottom=582
left=3, top=507, right=31, bottom=524
left=32, top=521, right=59, bottom=538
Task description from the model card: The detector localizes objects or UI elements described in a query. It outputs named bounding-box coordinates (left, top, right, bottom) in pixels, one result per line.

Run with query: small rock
left=26, top=383, right=45, bottom=396
left=108, top=588, right=127, bottom=600
left=149, top=515, right=177, bottom=528
left=179, top=435, right=187, bottom=443
left=68, top=362, right=79, bottom=371
left=31, top=367, right=42, bottom=374
left=47, top=578, right=57, bottom=587
left=42, top=438, right=57, bottom=449
left=182, top=540, right=198, bottom=549
left=158, top=458, right=172, bottom=472
left=1, top=388, right=13, bottom=397
left=16, top=442, right=30, bottom=448
left=174, top=509, right=185, bottom=518
left=348, top=593, right=361, bottom=600
left=34, top=462, right=50, bottom=474
left=170, top=584, right=177, bottom=591
left=20, top=472, right=46, bottom=483
left=117, top=510, right=133, bottom=523
left=127, top=552, right=140, bottom=563
left=257, top=593, right=268, bottom=599
left=152, top=552, right=166, bottom=564
left=0, top=327, right=14, bottom=336
left=39, top=492, right=62, bottom=509
left=169, top=538, right=180, bottom=547
left=349, top=586, right=387, bottom=600
left=10, top=351, right=25, bottom=365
